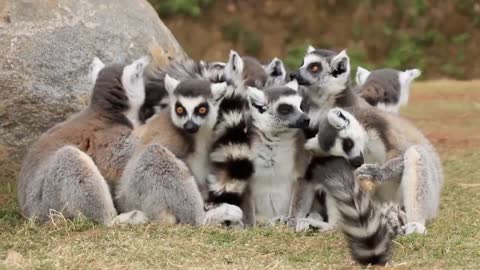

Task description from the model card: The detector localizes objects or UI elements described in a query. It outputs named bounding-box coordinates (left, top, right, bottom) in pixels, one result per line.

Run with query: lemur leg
left=41, top=146, right=118, bottom=225
left=240, top=188, right=256, bottom=227
left=117, top=144, right=243, bottom=227
left=288, top=178, right=317, bottom=230
left=400, top=145, right=442, bottom=235
left=355, top=156, right=404, bottom=191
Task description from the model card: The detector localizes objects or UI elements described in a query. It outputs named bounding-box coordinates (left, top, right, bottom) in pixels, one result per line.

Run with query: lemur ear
left=247, top=86, right=267, bottom=108
left=211, top=82, right=228, bottom=100
left=129, top=56, right=150, bottom=81
left=356, top=66, right=371, bottom=86
left=89, top=57, right=105, bottom=84
left=164, top=74, right=180, bottom=95
left=264, top=57, right=287, bottom=80
left=307, top=45, right=316, bottom=54
left=331, top=49, right=350, bottom=77
left=400, top=68, right=422, bottom=85
left=327, top=108, right=351, bottom=130
left=225, top=50, right=244, bottom=81
left=285, top=79, right=299, bottom=91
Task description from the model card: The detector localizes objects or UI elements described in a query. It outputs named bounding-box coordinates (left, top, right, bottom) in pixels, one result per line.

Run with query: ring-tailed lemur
left=17, top=56, right=152, bottom=226
left=116, top=75, right=244, bottom=226
left=355, top=67, right=421, bottom=114
left=290, top=46, right=442, bottom=265
left=246, top=80, right=310, bottom=224
left=306, top=107, right=443, bottom=235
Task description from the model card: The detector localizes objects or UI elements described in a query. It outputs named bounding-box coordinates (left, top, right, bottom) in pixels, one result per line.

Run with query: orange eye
left=309, top=64, right=320, bottom=73
left=198, top=106, right=208, bottom=115
left=176, top=106, right=184, bottom=115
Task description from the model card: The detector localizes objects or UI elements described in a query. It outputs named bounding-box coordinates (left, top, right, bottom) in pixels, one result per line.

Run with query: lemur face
left=248, top=80, right=310, bottom=130
left=164, top=74, right=227, bottom=134
left=293, top=46, right=351, bottom=96
left=305, top=108, right=367, bottom=167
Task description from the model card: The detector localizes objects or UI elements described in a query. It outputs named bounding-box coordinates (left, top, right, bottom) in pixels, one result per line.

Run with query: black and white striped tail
left=311, top=157, right=396, bottom=265
left=207, top=86, right=254, bottom=206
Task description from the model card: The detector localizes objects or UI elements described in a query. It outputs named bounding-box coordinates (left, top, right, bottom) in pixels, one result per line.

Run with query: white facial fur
left=165, top=75, right=227, bottom=131
left=399, top=68, right=421, bottom=105
left=299, top=49, right=351, bottom=95
left=305, top=108, right=367, bottom=161
left=224, top=50, right=244, bottom=84
left=247, top=86, right=304, bottom=132
left=89, top=57, right=105, bottom=84
left=355, top=66, right=371, bottom=86
left=121, top=56, right=150, bottom=128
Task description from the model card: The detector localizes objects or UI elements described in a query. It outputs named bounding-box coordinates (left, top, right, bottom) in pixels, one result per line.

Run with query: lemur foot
left=111, top=210, right=149, bottom=226
left=354, top=163, right=383, bottom=191
left=402, top=222, right=427, bottom=235
left=290, top=215, right=334, bottom=233
left=204, top=203, right=244, bottom=228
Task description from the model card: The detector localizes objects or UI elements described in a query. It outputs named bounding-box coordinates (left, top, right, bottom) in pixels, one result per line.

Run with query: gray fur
left=116, top=143, right=243, bottom=226
left=17, top=57, right=150, bottom=226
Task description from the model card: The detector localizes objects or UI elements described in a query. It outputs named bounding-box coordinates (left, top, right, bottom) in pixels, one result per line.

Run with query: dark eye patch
left=194, top=102, right=209, bottom=117
left=308, top=62, right=322, bottom=73
left=277, top=103, right=293, bottom=115
left=175, top=101, right=187, bottom=116
left=342, top=138, right=354, bottom=153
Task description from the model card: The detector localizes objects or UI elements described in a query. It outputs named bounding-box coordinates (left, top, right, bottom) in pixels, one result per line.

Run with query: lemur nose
left=303, top=118, right=310, bottom=126
left=350, top=155, right=365, bottom=168
left=289, top=72, right=297, bottom=80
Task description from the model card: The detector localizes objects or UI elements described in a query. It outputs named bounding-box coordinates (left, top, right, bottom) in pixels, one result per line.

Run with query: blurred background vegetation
left=148, top=0, right=480, bottom=80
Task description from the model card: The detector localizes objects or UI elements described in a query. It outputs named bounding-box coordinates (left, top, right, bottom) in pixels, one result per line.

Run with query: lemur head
left=88, top=56, right=150, bottom=128
left=356, top=66, right=421, bottom=105
left=263, top=57, right=288, bottom=85
left=164, top=74, right=228, bottom=134
left=224, top=50, right=268, bottom=87
left=247, top=80, right=310, bottom=131
left=293, top=46, right=351, bottom=96
left=305, top=108, right=366, bottom=167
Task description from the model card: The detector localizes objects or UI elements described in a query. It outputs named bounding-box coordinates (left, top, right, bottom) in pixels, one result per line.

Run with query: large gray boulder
left=0, top=0, right=184, bottom=182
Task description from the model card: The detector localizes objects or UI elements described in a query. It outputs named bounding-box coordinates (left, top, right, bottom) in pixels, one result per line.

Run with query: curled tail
left=312, top=157, right=397, bottom=265
left=207, top=86, right=254, bottom=206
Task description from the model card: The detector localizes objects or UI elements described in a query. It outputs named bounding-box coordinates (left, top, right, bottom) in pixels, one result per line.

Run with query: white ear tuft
left=247, top=86, right=266, bottom=107
left=405, top=68, right=422, bottom=80
left=356, top=66, right=371, bottom=86
left=211, top=82, right=228, bottom=100
left=89, top=57, right=105, bottom=84
left=285, top=79, right=299, bottom=91
left=226, top=50, right=244, bottom=75
left=164, top=74, right=180, bottom=95
left=131, top=56, right=150, bottom=79
left=331, top=49, right=350, bottom=76
left=265, top=57, right=286, bottom=80
left=304, top=135, right=321, bottom=152
left=327, top=108, right=351, bottom=130
left=307, top=45, right=316, bottom=54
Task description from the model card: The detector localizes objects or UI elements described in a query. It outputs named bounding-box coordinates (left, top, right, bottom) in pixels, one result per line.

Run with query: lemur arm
left=380, top=156, right=404, bottom=181
left=355, top=156, right=404, bottom=192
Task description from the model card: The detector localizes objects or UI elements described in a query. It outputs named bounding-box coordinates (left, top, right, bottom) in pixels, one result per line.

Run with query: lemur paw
left=268, top=216, right=291, bottom=226
left=354, top=164, right=383, bottom=191
left=111, top=210, right=149, bottom=226
left=204, top=203, right=244, bottom=228
left=291, top=217, right=333, bottom=233
left=402, top=222, right=427, bottom=235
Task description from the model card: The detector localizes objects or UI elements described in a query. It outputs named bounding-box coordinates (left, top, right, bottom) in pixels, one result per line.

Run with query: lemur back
left=18, top=57, right=150, bottom=226
left=356, top=67, right=421, bottom=114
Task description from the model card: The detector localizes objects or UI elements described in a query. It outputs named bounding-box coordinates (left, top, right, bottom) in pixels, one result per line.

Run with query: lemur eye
left=277, top=104, right=293, bottom=115
left=175, top=105, right=185, bottom=115
left=195, top=103, right=209, bottom=116
left=308, top=63, right=321, bottom=73
left=342, top=138, right=354, bottom=153
left=198, top=106, right=208, bottom=115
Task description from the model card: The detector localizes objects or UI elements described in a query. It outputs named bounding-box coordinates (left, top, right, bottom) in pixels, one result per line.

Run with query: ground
left=1, top=80, right=479, bottom=269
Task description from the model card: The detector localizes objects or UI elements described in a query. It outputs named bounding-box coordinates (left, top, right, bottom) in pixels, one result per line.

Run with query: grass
left=1, top=80, right=480, bottom=269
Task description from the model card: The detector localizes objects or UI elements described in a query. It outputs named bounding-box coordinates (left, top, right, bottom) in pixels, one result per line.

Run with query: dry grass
left=1, top=80, right=480, bottom=269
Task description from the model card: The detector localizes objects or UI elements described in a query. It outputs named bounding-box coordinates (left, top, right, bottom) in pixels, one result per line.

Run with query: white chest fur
left=186, top=127, right=213, bottom=194
left=251, top=132, right=298, bottom=221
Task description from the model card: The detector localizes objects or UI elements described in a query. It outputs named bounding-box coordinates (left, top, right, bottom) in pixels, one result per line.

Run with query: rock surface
left=0, top=0, right=185, bottom=182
